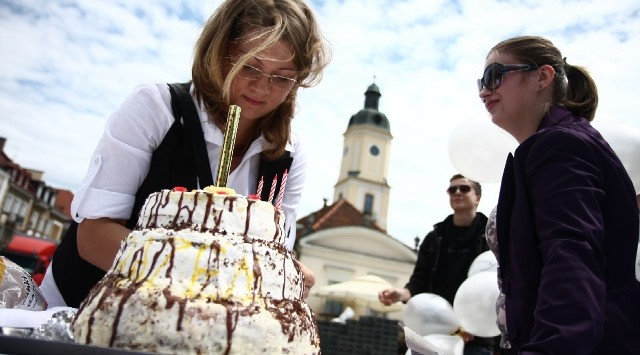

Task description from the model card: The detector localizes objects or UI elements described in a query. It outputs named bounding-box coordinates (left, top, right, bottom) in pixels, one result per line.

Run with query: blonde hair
left=192, top=0, right=331, bottom=159
left=490, top=36, right=598, bottom=121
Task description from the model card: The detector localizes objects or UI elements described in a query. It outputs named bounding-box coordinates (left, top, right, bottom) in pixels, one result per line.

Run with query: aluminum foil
left=31, top=309, right=76, bottom=343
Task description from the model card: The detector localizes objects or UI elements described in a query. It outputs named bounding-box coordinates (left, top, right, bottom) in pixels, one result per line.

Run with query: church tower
left=334, top=82, right=392, bottom=229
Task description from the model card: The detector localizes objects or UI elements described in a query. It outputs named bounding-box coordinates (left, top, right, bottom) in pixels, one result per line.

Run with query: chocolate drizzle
left=244, top=199, right=255, bottom=239
left=143, top=191, right=163, bottom=229
left=252, top=256, right=262, bottom=302
left=224, top=305, right=239, bottom=355
left=223, top=300, right=263, bottom=354
left=171, top=191, right=196, bottom=228
left=212, top=199, right=225, bottom=232
left=266, top=299, right=320, bottom=345
left=195, top=240, right=221, bottom=298
left=203, top=194, right=213, bottom=228
left=163, top=288, right=187, bottom=331
left=282, top=248, right=288, bottom=299
left=165, top=237, right=176, bottom=279
left=74, top=190, right=319, bottom=353
left=292, top=257, right=305, bottom=300
left=273, top=211, right=281, bottom=242
left=224, top=196, right=236, bottom=212
left=108, top=238, right=173, bottom=346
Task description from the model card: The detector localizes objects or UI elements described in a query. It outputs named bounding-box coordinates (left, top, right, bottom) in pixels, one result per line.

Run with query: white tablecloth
left=0, top=307, right=77, bottom=329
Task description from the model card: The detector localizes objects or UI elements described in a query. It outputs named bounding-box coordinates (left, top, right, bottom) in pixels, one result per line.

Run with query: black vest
left=52, top=83, right=292, bottom=307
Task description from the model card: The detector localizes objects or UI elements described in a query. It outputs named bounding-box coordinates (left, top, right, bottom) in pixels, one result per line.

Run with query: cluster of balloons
left=448, top=119, right=517, bottom=184
left=403, top=251, right=500, bottom=355
left=594, top=122, right=640, bottom=193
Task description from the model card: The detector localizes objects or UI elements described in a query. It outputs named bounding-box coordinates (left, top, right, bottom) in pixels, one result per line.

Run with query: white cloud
left=1, top=0, right=639, bottom=247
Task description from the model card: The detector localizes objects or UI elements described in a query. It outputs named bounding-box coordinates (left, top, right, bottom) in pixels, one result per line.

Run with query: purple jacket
left=496, top=106, right=640, bottom=354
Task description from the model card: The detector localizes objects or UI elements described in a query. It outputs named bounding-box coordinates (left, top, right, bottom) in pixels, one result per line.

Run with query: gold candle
left=215, top=105, right=241, bottom=187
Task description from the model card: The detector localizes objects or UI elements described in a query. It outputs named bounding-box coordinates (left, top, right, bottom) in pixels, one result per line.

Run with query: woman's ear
left=538, top=64, right=556, bottom=90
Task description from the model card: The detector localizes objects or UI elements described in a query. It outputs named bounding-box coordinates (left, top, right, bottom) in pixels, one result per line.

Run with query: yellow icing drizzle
left=202, top=186, right=237, bottom=195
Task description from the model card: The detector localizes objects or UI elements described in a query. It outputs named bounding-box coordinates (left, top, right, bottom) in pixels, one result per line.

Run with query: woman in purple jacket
left=478, top=35, right=640, bottom=354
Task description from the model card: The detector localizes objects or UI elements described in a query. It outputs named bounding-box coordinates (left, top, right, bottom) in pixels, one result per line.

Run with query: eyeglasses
left=447, top=185, right=472, bottom=195
left=477, top=62, right=539, bottom=91
left=231, top=61, right=297, bottom=91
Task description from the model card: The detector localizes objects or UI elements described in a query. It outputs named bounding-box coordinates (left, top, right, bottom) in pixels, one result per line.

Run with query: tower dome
left=347, top=83, right=390, bottom=131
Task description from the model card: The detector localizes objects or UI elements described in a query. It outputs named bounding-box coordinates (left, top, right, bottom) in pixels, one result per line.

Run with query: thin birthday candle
left=268, top=175, right=278, bottom=203
left=256, top=176, right=264, bottom=196
left=275, top=169, right=288, bottom=210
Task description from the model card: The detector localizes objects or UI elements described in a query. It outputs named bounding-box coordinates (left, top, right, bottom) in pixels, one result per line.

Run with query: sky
left=1, top=0, right=639, bottom=248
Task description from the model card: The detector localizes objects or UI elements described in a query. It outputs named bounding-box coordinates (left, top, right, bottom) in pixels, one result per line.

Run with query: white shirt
left=71, top=83, right=306, bottom=250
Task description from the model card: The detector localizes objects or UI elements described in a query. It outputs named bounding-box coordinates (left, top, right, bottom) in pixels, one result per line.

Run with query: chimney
left=0, top=137, right=6, bottom=151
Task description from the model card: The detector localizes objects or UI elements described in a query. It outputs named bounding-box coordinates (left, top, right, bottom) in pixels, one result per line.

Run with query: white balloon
left=403, top=293, right=461, bottom=336
left=404, top=334, right=465, bottom=355
left=448, top=119, right=517, bottom=183
left=424, top=334, right=464, bottom=355
left=593, top=122, right=640, bottom=193
left=453, top=271, right=501, bottom=337
left=467, top=250, right=498, bottom=278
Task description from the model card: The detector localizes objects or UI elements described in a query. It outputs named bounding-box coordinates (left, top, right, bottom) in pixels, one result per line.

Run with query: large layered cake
left=72, top=187, right=320, bottom=354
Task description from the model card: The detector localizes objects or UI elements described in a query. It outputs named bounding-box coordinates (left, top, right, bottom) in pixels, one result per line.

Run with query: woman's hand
left=294, top=260, right=315, bottom=299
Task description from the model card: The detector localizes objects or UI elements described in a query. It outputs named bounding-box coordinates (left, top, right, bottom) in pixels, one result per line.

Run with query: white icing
left=73, top=189, right=319, bottom=354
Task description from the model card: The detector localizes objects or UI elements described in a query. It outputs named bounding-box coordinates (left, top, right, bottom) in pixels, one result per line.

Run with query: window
left=322, top=278, right=347, bottom=317
left=17, top=200, right=28, bottom=220
left=322, top=299, right=344, bottom=316
left=45, top=220, right=53, bottom=237
left=368, top=309, right=386, bottom=318
left=2, top=194, right=14, bottom=213
left=37, top=217, right=46, bottom=234
left=363, top=194, right=374, bottom=215
left=29, top=211, right=40, bottom=230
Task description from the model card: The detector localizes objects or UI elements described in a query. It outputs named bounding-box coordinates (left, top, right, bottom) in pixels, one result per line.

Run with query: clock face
left=369, top=145, right=380, bottom=156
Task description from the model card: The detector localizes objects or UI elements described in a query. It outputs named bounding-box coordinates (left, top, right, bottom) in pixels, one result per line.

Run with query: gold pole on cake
left=215, top=105, right=241, bottom=187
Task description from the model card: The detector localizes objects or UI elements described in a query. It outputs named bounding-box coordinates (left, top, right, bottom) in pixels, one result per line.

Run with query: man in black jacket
left=379, top=174, right=495, bottom=355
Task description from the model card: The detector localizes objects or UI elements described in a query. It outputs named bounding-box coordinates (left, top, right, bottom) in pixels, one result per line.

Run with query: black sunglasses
left=477, top=62, right=539, bottom=91
left=447, top=185, right=472, bottom=195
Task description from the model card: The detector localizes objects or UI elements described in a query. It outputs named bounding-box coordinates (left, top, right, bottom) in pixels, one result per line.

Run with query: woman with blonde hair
left=43, top=0, right=330, bottom=308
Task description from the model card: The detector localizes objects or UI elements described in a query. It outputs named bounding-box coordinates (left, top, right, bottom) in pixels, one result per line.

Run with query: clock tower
left=334, top=82, right=392, bottom=229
